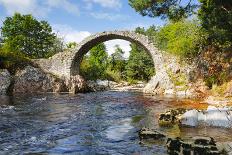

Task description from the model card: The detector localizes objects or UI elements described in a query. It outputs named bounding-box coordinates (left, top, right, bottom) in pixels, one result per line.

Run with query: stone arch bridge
left=36, top=30, right=180, bottom=92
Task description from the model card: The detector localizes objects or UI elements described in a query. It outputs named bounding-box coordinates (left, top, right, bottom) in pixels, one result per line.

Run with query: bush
left=0, top=49, right=31, bottom=74
left=155, top=19, right=207, bottom=57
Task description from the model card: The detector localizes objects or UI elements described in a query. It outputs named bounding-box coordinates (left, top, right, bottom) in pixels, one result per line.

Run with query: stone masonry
left=35, top=30, right=176, bottom=92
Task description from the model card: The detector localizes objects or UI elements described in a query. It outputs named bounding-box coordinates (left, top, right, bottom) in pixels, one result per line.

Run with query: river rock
left=138, top=128, right=166, bottom=141
left=13, top=66, right=67, bottom=93
left=180, top=106, right=232, bottom=128
left=158, top=108, right=187, bottom=127
left=217, top=142, right=232, bottom=155
left=86, top=80, right=109, bottom=92
left=167, top=136, right=220, bottom=155
left=65, top=75, right=88, bottom=93
left=181, top=109, right=200, bottom=127
left=0, top=69, right=11, bottom=95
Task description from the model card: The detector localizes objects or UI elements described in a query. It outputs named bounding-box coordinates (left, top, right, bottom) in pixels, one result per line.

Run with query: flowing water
left=0, top=91, right=232, bottom=155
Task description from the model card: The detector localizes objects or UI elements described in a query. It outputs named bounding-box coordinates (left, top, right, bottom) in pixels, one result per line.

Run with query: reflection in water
left=0, top=91, right=231, bottom=154
left=105, top=118, right=133, bottom=141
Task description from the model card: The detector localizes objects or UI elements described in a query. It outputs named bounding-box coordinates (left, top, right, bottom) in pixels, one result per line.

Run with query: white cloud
left=0, top=0, right=79, bottom=17
left=105, top=40, right=131, bottom=58
left=90, top=12, right=128, bottom=21
left=0, top=0, right=49, bottom=17
left=53, top=24, right=91, bottom=43
left=83, top=0, right=122, bottom=9
left=46, top=0, right=80, bottom=16
left=53, top=25, right=131, bottom=57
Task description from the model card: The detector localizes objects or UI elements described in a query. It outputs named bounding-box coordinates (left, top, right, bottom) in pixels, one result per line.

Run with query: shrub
left=155, top=19, right=207, bottom=58
left=0, top=48, right=31, bottom=74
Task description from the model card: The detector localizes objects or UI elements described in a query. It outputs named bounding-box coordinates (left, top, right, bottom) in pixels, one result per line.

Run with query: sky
left=0, top=0, right=165, bottom=57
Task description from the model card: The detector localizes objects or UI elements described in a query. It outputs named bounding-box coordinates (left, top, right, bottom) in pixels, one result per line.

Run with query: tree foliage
left=129, top=0, right=198, bottom=21
left=126, top=43, right=155, bottom=83
left=198, top=0, right=232, bottom=48
left=1, top=13, right=57, bottom=58
left=80, top=43, right=108, bottom=80
left=109, top=45, right=126, bottom=73
left=129, top=0, right=232, bottom=49
left=155, top=19, right=206, bottom=57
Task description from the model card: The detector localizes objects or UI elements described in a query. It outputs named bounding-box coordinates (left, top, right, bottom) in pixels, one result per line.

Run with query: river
left=0, top=91, right=232, bottom=154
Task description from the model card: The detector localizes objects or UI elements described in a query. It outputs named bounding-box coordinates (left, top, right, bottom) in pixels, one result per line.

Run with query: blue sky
left=0, top=0, right=165, bottom=57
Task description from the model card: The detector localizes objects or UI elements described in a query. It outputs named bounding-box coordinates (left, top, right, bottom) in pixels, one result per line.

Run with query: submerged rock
left=138, top=128, right=166, bottom=141
left=0, top=69, right=11, bottom=95
left=167, top=136, right=220, bottom=155
left=138, top=128, right=225, bottom=154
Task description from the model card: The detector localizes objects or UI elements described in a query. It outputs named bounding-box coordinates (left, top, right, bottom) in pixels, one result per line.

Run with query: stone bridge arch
left=36, top=30, right=175, bottom=93
left=70, top=31, right=163, bottom=75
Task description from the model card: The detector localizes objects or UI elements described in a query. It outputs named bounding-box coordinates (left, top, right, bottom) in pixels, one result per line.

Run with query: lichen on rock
left=13, top=66, right=68, bottom=93
left=0, top=69, right=11, bottom=95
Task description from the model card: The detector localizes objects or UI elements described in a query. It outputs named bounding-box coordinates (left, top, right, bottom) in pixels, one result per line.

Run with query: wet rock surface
left=158, top=108, right=187, bottom=127
left=180, top=106, right=232, bottom=128
left=139, top=128, right=224, bottom=155
left=0, top=69, right=11, bottom=95
left=167, top=136, right=220, bottom=155
left=86, top=80, right=111, bottom=92
left=65, top=75, right=89, bottom=93
left=138, top=128, right=166, bottom=141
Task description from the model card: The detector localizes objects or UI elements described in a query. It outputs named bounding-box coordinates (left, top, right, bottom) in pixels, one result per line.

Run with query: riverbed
left=0, top=91, right=232, bottom=154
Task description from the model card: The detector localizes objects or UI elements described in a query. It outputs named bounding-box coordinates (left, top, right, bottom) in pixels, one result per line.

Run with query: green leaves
left=126, top=43, right=155, bottom=82
left=198, top=0, right=232, bottom=48
left=80, top=43, right=109, bottom=80
left=155, top=19, right=206, bottom=57
left=1, top=13, right=57, bottom=59
left=129, top=0, right=198, bottom=21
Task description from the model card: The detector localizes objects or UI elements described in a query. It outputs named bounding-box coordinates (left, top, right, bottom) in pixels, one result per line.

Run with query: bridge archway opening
left=70, top=31, right=159, bottom=77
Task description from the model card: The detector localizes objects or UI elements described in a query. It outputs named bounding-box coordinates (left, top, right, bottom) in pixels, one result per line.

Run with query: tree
left=198, top=0, right=232, bottom=48
left=126, top=43, right=155, bottom=83
left=125, top=27, right=155, bottom=83
left=0, top=37, right=3, bottom=48
left=109, top=45, right=126, bottom=73
left=103, top=45, right=126, bottom=82
left=129, top=0, right=232, bottom=49
left=1, top=13, right=57, bottom=58
left=80, top=43, right=108, bottom=80
left=128, top=0, right=198, bottom=21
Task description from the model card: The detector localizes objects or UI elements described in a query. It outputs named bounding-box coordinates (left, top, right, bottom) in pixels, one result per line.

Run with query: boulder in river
left=65, top=75, right=89, bottom=93
left=138, top=128, right=224, bottom=154
left=158, top=108, right=187, bottom=127
left=0, top=69, right=11, bottom=95
left=180, top=106, right=232, bottom=128
left=86, top=80, right=110, bottom=92
left=167, top=136, right=221, bottom=155
left=138, top=127, right=166, bottom=141
left=13, top=66, right=68, bottom=93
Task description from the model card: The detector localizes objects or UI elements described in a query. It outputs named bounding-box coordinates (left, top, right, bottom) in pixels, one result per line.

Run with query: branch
left=221, top=5, right=230, bottom=13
